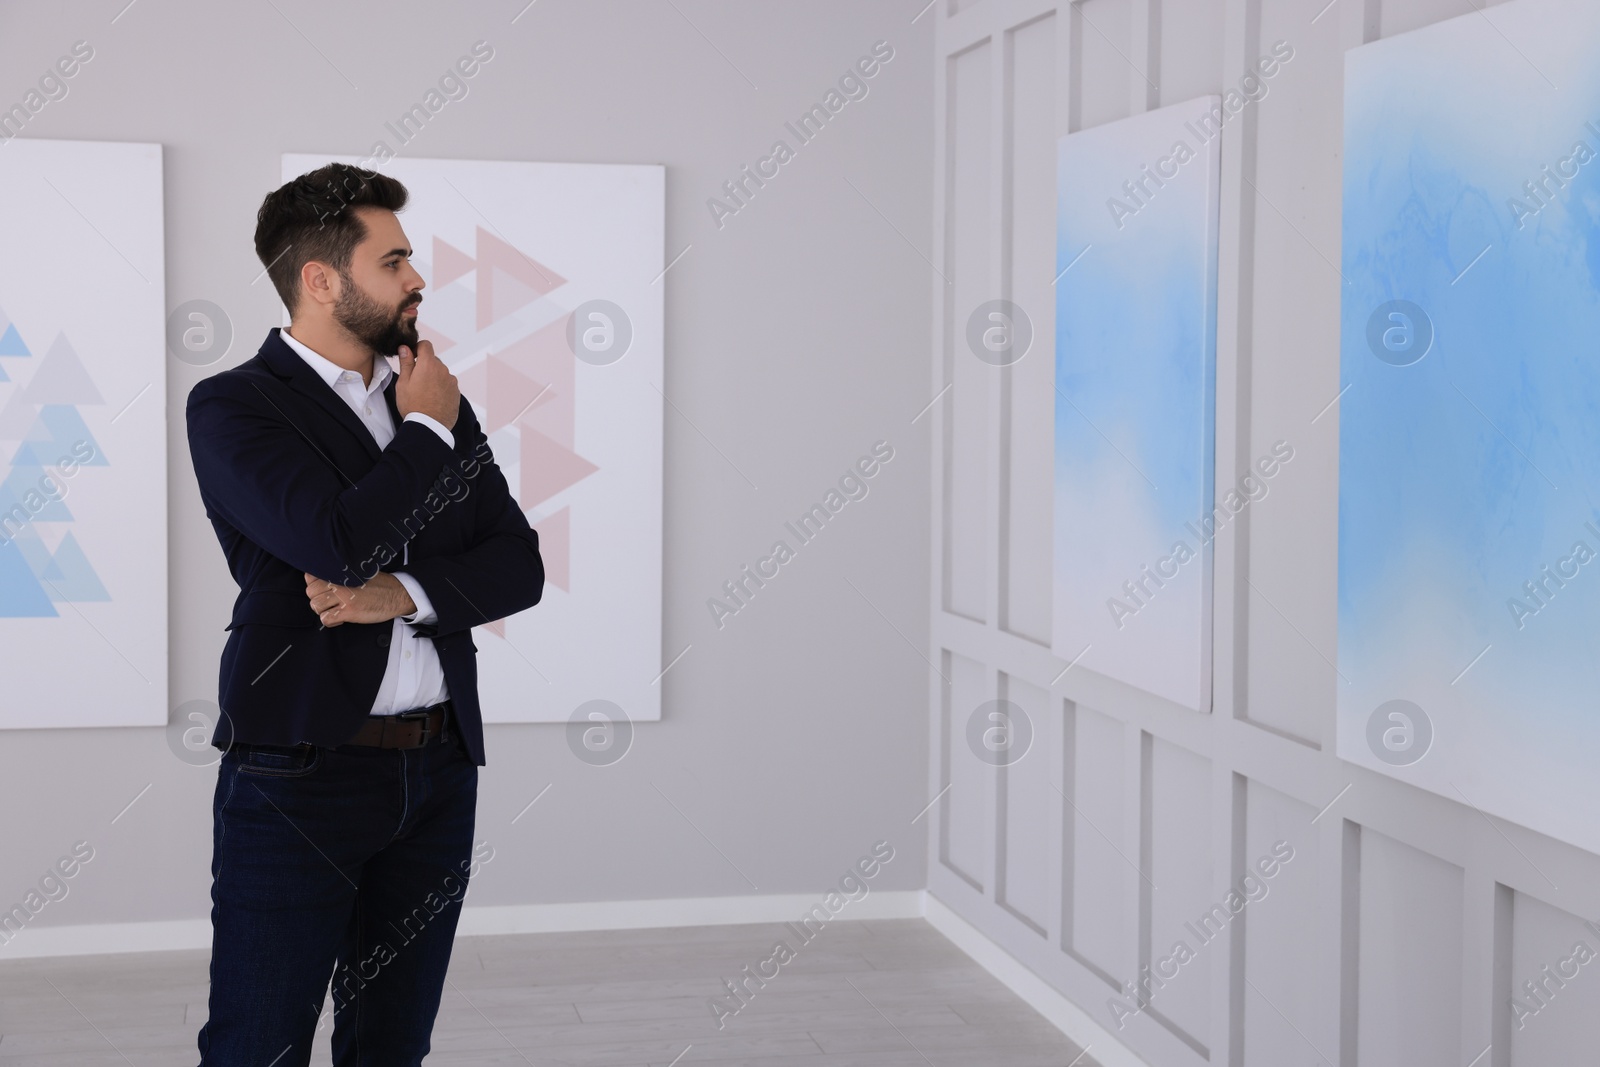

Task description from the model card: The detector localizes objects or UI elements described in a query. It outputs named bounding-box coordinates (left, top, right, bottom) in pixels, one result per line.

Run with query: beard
left=333, top=272, right=419, bottom=355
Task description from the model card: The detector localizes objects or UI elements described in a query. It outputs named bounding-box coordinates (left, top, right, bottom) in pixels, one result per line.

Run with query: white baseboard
left=923, top=893, right=1150, bottom=1067
left=0, top=890, right=927, bottom=960
left=0, top=918, right=215, bottom=960
left=453, top=888, right=925, bottom=935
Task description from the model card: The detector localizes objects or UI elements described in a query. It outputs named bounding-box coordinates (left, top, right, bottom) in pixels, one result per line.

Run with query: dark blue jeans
left=196, top=723, right=478, bottom=1067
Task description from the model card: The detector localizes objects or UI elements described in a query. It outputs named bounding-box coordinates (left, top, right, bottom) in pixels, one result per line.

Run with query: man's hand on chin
left=304, top=571, right=416, bottom=627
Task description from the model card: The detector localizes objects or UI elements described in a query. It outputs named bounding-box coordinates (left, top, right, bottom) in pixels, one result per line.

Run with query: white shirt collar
left=279, top=326, right=394, bottom=394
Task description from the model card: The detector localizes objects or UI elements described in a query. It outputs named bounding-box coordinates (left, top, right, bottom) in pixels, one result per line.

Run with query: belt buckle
left=392, top=705, right=436, bottom=748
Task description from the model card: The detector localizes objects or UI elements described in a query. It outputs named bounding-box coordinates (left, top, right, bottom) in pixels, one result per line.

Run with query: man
left=184, top=162, right=544, bottom=1066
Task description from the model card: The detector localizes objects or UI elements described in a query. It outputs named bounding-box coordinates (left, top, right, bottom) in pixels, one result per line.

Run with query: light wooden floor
left=0, top=918, right=1098, bottom=1066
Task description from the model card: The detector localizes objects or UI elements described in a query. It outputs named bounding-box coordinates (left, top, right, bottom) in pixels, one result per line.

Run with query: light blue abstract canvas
left=1340, top=0, right=1600, bottom=853
left=0, top=139, right=166, bottom=728
left=1053, top=98, right=1221, bottom=714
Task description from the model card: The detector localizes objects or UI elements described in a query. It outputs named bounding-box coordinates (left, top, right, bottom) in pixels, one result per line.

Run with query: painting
left=0, top=139, right=166, bottom=729
left=1053, top=98, right=1221, bottom=714
left=1339, top=0, right=1600, bottom=853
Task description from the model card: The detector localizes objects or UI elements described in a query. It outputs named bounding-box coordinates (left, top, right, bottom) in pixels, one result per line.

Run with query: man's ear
left=299, top=259, right=337, bottom=310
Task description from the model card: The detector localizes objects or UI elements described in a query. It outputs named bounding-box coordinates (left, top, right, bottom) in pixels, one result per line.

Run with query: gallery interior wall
left=925, top=0, right=1600, bottom=1064
left=0, top=3, right=934, bottom=935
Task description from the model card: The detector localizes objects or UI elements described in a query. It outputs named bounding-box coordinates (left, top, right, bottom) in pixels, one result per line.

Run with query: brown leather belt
left=342, top=701, right=452, bottom=750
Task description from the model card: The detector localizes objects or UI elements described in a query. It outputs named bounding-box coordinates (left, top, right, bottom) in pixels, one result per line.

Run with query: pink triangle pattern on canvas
left=532, top=506, right=570, bottom=593
left=432, top=235, right=475, bottom=289
left=474, top=227, right=566, bottom=331
left=518, top=424, right=597, bottom=511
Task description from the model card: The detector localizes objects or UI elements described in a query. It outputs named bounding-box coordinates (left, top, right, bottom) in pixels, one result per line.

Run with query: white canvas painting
left=1053, top=100, right=1221, bottom=714
left=1339, top=0, right=1600, bottom=856
left=282, top=154, right=665, bottom=724
left=0, top=139, right=167, bottom=728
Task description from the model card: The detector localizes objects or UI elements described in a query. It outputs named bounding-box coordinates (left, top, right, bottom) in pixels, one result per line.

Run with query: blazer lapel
left=383, top=371, right=404, bottom=434
left=259, top=328, right=382, bottom=464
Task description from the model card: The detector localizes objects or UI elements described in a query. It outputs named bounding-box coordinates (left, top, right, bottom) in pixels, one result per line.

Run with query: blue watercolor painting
left=1339, top=0, right=1600, bottom=854
left=1053, top=98, right=1221, bottom=714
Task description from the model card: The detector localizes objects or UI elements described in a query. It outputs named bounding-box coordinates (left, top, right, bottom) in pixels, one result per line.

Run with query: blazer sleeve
left=399, top=401, right=544, bottom=639
left=186, top=375, right=457, bottom=585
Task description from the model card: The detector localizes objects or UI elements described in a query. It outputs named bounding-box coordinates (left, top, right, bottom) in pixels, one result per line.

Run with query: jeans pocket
left=236, top=742, right=322, bottom=777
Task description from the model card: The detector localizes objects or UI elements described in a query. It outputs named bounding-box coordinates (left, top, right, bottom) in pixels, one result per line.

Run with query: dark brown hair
left=253, top=163, right=409, bottom=315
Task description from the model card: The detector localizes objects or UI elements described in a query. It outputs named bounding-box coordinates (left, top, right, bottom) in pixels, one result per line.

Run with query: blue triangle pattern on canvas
left=7, top=441, right=53, bottom=467
left=0, top=465, right=73, bottom=522
left=0, top=537, right=58, bottom=617
left=9, top=521, right=54, bottom=577
left=0, top=323, right=29, bottom=357
left=40, top=531, right=108, bottom=601
left=21, top=405, right=107, bottom=466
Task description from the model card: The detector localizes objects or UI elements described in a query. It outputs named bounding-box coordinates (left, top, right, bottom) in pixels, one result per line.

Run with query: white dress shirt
left=280, top=327, right=452, bottom=715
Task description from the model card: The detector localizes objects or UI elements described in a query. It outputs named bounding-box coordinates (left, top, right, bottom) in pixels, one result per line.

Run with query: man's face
left=331, top=205, right=424, bottom=355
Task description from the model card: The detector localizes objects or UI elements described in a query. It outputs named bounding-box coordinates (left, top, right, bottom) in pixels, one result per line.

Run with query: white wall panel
left=1239, top=0, right=1344, bottom=748
left=926, top=1, right=1600, bottom=1065
left=1073, top=0, right=1135, bottom=131
left=1067, top=701, right=1132, bottom=984
left=1242, top=780, right=1321, bottom=1063
left=998, top=674, right=1055, bottom=934
left=1507, top=890, right=1600, bottom=1065
left=1145, top=737, right=1214, bottom=1053
left=943, top=41, right=994, bottom=623
left=942, top=649, right=991, bottom=890
left=1001, top=12, right=1057, bottom=647
left=1380, top=0, right=1507, bottom=37
left=1158, top=0, right=1227, bottom=106
left=1357, top=828, right=1463, bottom=1066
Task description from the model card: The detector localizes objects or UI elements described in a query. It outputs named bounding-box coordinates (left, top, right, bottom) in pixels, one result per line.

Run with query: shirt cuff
left=402, top=411, right=455, bottom=449
left=391, top=571, right=438, bottom=626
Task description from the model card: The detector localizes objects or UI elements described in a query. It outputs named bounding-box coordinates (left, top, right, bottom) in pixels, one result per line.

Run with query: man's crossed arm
left=188, top=379, right=543, bottom=638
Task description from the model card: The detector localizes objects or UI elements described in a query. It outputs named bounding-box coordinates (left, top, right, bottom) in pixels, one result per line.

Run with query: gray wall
left=926, top=0, right=1600, bottom=1064
left=0, top=2, right=933, bottom=927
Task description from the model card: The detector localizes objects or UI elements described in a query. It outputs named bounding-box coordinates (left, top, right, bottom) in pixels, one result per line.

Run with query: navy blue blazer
left=184, top=327, right=544, bottom=766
